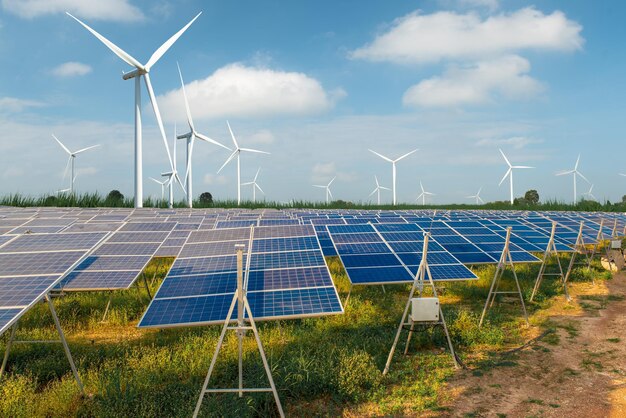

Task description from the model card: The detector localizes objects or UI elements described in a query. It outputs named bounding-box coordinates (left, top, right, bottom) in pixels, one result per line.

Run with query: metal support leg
left=403, top=321, right=415, bottom=355
left=0, top=324, right=17, bottom=378
left=381, top=285, right=386, bottom=294
left=511, top=266, right=529, bottom=326
left=343, top=284, right=353, bottom=308
left=143, top=274, right=153, bottom=300
left=101, top=294, right=112, bottom=323
left=46, top=294, right=84, bottom=394
left=439, top=306, right=459, bottom=369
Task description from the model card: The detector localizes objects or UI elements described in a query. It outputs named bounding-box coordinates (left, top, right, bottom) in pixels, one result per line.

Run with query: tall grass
left=2, top=192, right=625, bottom=211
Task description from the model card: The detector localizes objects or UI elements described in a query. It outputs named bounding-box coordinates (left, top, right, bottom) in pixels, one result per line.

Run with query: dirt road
left=445, top=274, right=626, bottom=417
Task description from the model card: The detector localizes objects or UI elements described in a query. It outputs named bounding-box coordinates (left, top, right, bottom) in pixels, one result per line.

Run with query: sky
left=1, top=0, right=625, bottom=205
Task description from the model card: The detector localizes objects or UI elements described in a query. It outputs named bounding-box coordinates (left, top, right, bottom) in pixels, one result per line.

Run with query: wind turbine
left=67, top=12, right=201, bottom=208
left=217, top=121, right=270, bottom=205
left=415, top=181, right=435, bottom=205
left=313, top=177, right=335, bottom=204
left=149, top=177, right=168, bottom=201
left=369, top=175, right=390, bottom=205
left=51, top=134, right=99, bottom=194
left=466, top=187, right=484, bottom=204
left=498, top=149, right=533, bottom=204
left=582, top=184, right=596, bottom=201
left=241, top=168, right=265, bottom=203
left=556, top=154, right=589, bottom=202
left=176, top=63, right=230, bottom=208
left=368, top=148, right=418, bottom=205
left=161, top=126, right=187, bottom=208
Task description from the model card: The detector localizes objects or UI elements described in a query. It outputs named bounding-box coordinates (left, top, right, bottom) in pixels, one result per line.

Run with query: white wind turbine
left=217, top=121, right=270, bottom=205
left=368, top=148, right=418, bottom=205
left=161, top=127, right=186, bottom=208
left=313, top=177, right=336, bottom=204
left=369, top=175, right=390, bottom=205
left=582, top=184, right=596, bottom=201
left=556, top=154, right=589, bottom=203
left=466, top=187, right=484, bottom=204
left=241, top=168, right=265, bottom=203
left=67, top=12, right=201, bottom=208
left=176, top=63, right=230, bottom=208
left=51, top=134, right=99, bottom=194
left=149, top=177, right=168, bottom=201
left=416, top=181, right=435, bottom=205
left=498, top=149, right=533, bottom=204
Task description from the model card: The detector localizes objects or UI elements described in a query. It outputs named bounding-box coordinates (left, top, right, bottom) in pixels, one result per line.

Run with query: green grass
left=2, top=192, right=626, bottom=212
left=0, top=252, right=611, bottom=416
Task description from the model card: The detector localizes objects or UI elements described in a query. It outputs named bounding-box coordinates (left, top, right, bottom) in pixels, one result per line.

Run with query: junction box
left=411, top=297, right=440, bottom=322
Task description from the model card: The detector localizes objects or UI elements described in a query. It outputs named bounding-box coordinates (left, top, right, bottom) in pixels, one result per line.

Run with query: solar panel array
left=138, top=224, right=343, bottom=328
left=327, top=223, right=477, bottom=285
left=0, top=231, right=108, bottom=335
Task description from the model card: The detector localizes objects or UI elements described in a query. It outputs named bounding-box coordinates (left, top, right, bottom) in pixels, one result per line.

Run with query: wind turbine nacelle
left=122, top=68, right=143, bottom=80
left=161, top=171, right=173, bottom=177
left=176, top=133, right=192, bottom=140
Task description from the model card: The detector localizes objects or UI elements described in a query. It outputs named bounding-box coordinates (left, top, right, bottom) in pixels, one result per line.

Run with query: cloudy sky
left=1, top=0, right=625, bottom=204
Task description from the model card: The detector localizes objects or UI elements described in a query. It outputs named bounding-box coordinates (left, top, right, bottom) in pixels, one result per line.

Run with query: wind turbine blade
left=217, top=151, right=238, bottom=174
left=51, top=134, right=72, bottom=155
left=62, top=156, right=71, bottom=181
left=240, top=148, right=270, bottom=155
left=254, top=167, right=261, bottom=182
left=66, top=13, right=143, bottom=69
left=478, top=186, right=482, bottom=194
left=498, top=168, right=511, bottom=186
left=73, top=144, right=101, bottom=155
left=513, top=165, right=534, bottom=169
left=174, top=172, right=187, bottom=195
left=255, top=184, right=265, bottom=195
left=478, top=196, right=484, bottom=203
left=369, top=188, right=378, bottom=197
left=420, top=181, right=424, bottom=193
left=177, top=62, right=195, bottom=132
left=328, top=176, right=336, bottom=186
left=226, top=121, right=239, bottom=149
left=144, top=73, right=175, bottom=172
left=577, top=171, right=589, bottom=183
left=145, top=12, right=202, bottom=71
left=241, top=181, right=254, bottom=186
left=368, top=149, right=393, bottom=163
left=327, top=188, right=333, bottom=199
left=380, top=186, right=391, bottom=190
left=574, top=154, right=580, bottom=170
left=395, top=148, right=418, bottom=162
left=499, top=149, right=511, bottom=167
left=555, top=170, right=573, bottom=176
left=375, top=175, right=379, bottom=187
left=312, top=185, right=325, bottom=188
left=196, top=132, right=230, bottom=151
left=149, top=177, right=164, bottom=185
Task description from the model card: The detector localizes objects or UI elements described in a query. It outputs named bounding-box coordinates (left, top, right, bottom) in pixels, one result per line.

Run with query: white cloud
left=2, top=0, right=144, bottom=22
left=159, top=63, right=343, bottom=121
left=247, top=130, right=275, bottom=145
left=475, top=136, right=543, bottom=150
left=52, top=61, right=92, bottom=77
left=203, top=174, right=228, bottom=185
left=350, top=7, right=583, bottom=64
left=0, top=97, right=45, bottom=113
left=402, top=55, right=544, bottom=107
left=456, top=0, right=499, bottom=11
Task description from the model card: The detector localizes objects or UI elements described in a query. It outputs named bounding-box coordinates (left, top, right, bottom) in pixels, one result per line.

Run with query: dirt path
left=445, top=274, right=626, bottom=417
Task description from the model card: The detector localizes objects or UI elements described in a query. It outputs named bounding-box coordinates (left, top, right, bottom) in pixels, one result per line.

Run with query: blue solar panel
left=139, top=224, right=342, bottom=328
left=0, top=276, right=58, bottom=307
left=58, top=271, right=140, bottom=291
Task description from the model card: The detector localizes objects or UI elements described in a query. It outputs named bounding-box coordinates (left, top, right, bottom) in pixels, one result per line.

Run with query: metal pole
left=71, top=156, right=75, bottom=195
left=237, top=154, right=241, bottom=205
left=187, top=137, right=193, bottom=208
left=135, top=75, right=143, bottom=208
left=392, top=162, right=397, bottom=205
left=0, top=324, right=17, bottom=378
left=236, top=244, right=244, bottom=398
left=46, top=295, right=84, bottom=394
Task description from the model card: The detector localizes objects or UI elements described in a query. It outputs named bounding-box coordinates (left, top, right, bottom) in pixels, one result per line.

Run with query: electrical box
left=411, top=297, right=440, bottom=322
left=611, top=240, right=622, bottom=250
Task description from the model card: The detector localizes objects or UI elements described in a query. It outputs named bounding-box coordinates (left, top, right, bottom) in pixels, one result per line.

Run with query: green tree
left=524, top=189, right=540, bottom=205
left=622, top=195, right=626, bottom=203
left=199, top=192, right=213, bottom=205
left=106, top=190, right=124, bottom=203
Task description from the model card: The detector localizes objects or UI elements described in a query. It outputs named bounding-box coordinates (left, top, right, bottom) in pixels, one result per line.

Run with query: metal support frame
left=564, top=222, right=592, bottom=286
left=0, top=294, right=84, bottom=394
left=480, top=227, right=529, bottom=327
left=383, top=232, right=458, bottom=376
left=193, top=243, right=285, bottom=418
left=530, top=222, right=568, bottom=302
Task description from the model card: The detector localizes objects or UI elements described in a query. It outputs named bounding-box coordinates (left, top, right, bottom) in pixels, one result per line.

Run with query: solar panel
left=327, top=223, right=477, bottom=286
left=0, top=231, right=108, bottom=336
left=139, top=224, right=342, bottom=328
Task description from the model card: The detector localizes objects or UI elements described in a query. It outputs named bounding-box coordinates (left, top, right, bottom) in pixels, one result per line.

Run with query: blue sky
left=1, top=0, right=625, bottom=204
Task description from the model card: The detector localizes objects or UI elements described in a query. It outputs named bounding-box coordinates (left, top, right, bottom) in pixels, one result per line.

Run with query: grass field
left=0, top=252, right=612, bottom=417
